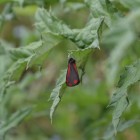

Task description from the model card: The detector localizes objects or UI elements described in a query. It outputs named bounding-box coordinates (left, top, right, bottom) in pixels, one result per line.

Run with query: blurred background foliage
left=0, top=0, right=140, bottom=140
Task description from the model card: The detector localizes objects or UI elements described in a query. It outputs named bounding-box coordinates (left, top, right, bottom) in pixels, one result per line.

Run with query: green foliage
left=49, top=48, right=92, bottom=122
left=35, top=7, right=104, bottom=121
left=0, top=0, right=140, bottom=139
left=0, top=107, right=32, bottom=137
left=108, top=60, right=140, bottom=133
left=104, top=9, right=140, bottom=85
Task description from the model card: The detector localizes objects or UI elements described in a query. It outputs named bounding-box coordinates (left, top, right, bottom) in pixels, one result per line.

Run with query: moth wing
left=66, top=63, right=80, bottom=87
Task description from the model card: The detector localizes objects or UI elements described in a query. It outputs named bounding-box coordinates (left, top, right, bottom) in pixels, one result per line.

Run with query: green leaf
left=0, top=35, right=60, bottom=95
left=0, top=39, right=54, bottom=103
left=0, top=58, right=29, bottom=101
left=0, top=55, right=11, bottom=77
left=2, top=59, right=27, bottom=82
left=70, top=17, right=104, bottom=49
left=49, top=70, right=67, bottom=123
left=35, top=8, right=71, bottom=36
left=103, top=119, right=139, bottom=139
left=112, top=0, right=140, bottom=10
left=112, top=95, right=129, bottom=134
left=108, top=59, right=140, bottom=134
left=0, top=107, right=32, bottom=136
left=35, top=9, right=104, bottom=122
left=102, top=124, right=115, bottom=140
left=64, top=2, right=85, bottom=12
left=104, top=9, right=140, bottom=86
left=85, top=0, right=107, bottom=17
left=85, top=0, right=119, bottom=27
left=69, top=48, right=92, bottom=67
left=35, top=8, right=105, bottom=123
left=104, top=15, right=136, bottom=86
left=49, top=47, right=95, bottom=122
left=35, top=8, right=105, bottom=49
left=117, top=119, right=140, bottom=132
left=7, top=41, right=42, bottom=61
left=68, top=48, right=93, bottom=82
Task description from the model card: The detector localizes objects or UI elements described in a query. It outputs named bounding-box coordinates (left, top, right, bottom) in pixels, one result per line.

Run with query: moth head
left=68, top=58, right=76, bottom=63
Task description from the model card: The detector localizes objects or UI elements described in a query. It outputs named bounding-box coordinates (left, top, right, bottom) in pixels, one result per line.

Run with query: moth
left=66, top=58, right=80, bottom=87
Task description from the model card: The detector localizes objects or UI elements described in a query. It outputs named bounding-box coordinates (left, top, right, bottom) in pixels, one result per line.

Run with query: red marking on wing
left=67, top=83, right=72, bottom=87
left=74, top=79, right=78, bottom=84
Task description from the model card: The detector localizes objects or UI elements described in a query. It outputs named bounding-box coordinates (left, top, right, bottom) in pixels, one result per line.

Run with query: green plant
left=0, top=0, right=140, bottom=140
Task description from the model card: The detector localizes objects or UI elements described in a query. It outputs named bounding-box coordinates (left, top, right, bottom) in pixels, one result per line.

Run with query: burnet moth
left=66, top=58, right=80, bottom=87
